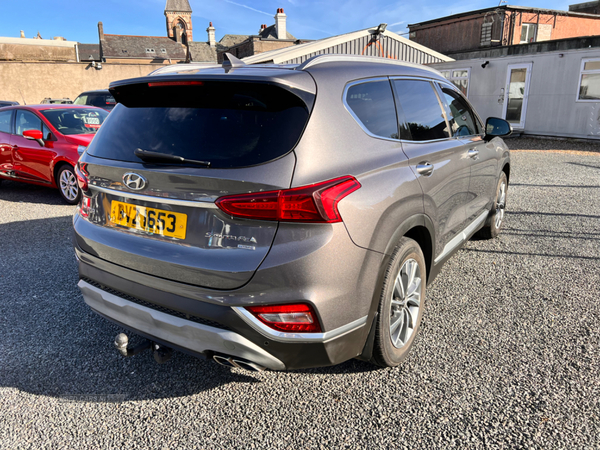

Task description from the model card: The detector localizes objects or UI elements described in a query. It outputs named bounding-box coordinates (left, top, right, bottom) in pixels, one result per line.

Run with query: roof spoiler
left=222, top=53, right=246, bottom=70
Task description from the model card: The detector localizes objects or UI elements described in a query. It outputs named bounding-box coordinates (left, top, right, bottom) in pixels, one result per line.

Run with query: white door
left=502, top=63, right=532, bottom=130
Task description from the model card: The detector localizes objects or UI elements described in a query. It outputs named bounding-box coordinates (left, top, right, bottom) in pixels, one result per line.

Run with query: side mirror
left=23, top=129, right=45, bottom=146
left=484, top=117, right=512, bottom=142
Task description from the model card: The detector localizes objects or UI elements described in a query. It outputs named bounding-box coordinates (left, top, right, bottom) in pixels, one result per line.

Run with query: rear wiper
left=134, top=148, right=211, bottom=167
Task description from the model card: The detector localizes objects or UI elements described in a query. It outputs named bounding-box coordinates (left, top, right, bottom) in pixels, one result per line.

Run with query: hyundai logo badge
left=122, top=173, right=147, bottom=191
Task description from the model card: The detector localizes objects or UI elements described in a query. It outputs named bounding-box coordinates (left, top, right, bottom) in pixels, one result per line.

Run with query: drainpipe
left=75, top=43, right=80, bottom=62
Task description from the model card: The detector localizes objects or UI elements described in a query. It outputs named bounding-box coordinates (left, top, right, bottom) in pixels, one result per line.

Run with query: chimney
left=20, top=30, right=25, bottom=38
left=274, top=8, right=287, bottom=39
left=98, top=22, right=104, bottom=41
left=207, top=22, right=216, bottom=47
left=259, top=24, right=267, bottom=34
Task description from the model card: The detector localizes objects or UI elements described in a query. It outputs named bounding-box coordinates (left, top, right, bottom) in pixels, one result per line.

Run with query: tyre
left=475, top=171, right=507, bottom=240
left=57, top=165, right=80, bottom=205
left=373, top=237, right=426, bottom=368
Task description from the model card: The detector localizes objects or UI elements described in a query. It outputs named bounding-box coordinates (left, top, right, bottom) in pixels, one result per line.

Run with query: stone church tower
left=165, top=0, right=193, bottom=44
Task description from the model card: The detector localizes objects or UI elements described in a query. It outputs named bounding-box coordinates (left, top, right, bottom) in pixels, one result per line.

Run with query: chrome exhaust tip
left=213, top=354, right=266, bottom=372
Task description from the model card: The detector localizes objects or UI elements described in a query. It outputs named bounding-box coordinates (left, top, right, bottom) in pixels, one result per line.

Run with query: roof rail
left=295, top=54, right=438, bottom=73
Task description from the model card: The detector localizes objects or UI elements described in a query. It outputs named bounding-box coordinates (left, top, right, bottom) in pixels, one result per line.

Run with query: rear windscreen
left=86, top=81, right=311, bottom=169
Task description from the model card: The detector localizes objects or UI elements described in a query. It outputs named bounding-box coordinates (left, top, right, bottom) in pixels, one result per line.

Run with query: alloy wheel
left=495, top=181, right=506, bottom=229
left=389, top=258, right=421, bottom=349
left=60, top=169, right=79, bottom=202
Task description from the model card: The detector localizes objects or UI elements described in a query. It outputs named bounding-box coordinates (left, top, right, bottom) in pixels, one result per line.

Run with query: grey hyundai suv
left=73, top=54, right=511, bottom=371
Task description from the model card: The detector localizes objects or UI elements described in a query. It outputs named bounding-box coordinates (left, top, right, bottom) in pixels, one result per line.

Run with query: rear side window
left=392, top=79, right=450, bottom=141
left=0, top=110, right=12, bottom=133
left=87, top=81, right=311, bottom=169
left=345, top=80, right=399, bottom=139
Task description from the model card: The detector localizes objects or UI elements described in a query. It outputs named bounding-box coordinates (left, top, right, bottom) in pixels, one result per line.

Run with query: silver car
left=73, top=54, right=511, bottom=371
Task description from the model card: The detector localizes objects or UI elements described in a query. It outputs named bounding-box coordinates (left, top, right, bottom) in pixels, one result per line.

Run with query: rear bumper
left=76, top=250, right=375, bottom=370
left=79, top=280, right=286, bottom=370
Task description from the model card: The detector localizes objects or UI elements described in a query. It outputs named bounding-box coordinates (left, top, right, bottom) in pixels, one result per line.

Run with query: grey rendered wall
left=282, top=35, right=447, bottom=65
left=431, top=48, right=600, bottom=140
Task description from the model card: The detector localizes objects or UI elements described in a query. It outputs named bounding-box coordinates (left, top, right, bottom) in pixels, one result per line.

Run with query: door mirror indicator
left=484, top=117, right=512, bottom=142
left=22, top=129, right=45, bottom=146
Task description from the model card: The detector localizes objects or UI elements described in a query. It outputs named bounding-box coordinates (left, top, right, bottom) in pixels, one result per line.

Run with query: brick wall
left=0, top=61, right=159, bottom=105
left=410, top=9, right=600, bottom=54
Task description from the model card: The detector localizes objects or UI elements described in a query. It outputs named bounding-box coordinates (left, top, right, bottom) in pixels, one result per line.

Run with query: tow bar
left=114, top=333, right=173, bottom=364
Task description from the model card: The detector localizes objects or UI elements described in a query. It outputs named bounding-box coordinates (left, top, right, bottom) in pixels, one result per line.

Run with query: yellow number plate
left=109, top=201, right=187, bottom=240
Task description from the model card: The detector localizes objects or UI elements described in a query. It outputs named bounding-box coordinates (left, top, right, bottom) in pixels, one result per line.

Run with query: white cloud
left=222, top=0, right=272, bottom=16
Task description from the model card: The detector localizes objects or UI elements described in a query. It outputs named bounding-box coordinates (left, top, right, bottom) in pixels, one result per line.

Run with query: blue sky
left=0, top=0, right=574, bottom=44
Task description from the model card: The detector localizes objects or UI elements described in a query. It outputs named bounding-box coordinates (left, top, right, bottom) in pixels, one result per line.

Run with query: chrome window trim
left=342, top=77, right=402, bottom=143
left=233, top=306, right=368, bottom=343
left=90, top=185, right=218, bottom=209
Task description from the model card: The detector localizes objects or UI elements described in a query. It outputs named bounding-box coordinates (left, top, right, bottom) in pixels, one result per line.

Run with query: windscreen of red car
left=41, top=108, right=109, bottom=135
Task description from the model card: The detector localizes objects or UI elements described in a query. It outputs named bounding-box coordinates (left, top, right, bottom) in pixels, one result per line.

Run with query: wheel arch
left=382, top=214, right=435, bottom=284
left=502, top=161, right=510, bottom=183
left=52, top=159, right=74, bottom=187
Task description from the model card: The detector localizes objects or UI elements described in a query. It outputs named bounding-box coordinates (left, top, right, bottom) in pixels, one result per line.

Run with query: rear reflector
left=246, top=303, right=321, bottom=333
left=216, top=176, right=360, bottom=223
left=148, top=81, right=204, bottom=87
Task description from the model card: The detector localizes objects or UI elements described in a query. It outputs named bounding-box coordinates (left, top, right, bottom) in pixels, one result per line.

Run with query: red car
left=0, top=104, right=108, bottom=203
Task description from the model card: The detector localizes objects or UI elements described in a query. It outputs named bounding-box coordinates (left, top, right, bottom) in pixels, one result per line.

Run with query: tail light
left=78, top=195, right=92, bottom=219
left=246, top=303, right=321, bottom=333
left=216, top=176, right=360, bottom=223
left=75, top=163, right=89, bottom=191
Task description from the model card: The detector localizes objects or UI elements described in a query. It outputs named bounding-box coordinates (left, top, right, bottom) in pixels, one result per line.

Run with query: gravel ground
left=0, top=143, right=599, bottom=449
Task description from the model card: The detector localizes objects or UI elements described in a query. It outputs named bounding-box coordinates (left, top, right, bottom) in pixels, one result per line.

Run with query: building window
left=440, top=69, right=470, bottom=97
left=578, top=58, right=600, bottom=101
left=480, top=22, right=492, bottom=47
left=161, top=48, right=167, bottom=53
left=520, top=23, right=537, bottom=44
left=146, top=48, right=155, bottom=53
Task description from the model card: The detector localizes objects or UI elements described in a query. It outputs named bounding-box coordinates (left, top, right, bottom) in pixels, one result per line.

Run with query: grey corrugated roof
left=78, top=43, right=100, bottom=61
left=258, top=25, right=296, bottom=40
left=188, top=41, right=218, bottom=62
left=101, top=34, right=187, bottom=59
left=219, top=34, right=250, bottom=47
left=164, top=0, right=192, bottom=12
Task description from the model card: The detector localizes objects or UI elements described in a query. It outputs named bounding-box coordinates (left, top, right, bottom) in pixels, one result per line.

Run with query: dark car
left=0, top=101, right=19, bottom=108
left=73, top=89, right=117, bottom=112
left=74, top=54, right=511, bottom=371
left=0, top=105, right=109, bottom=203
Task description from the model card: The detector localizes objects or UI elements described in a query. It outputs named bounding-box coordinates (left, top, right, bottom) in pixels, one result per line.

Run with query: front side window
left=520, top=23, right=537, bottom=44
left=392, top=79, right=450, bottom=141
left=439, top=86, right=479, bottom=137
left=0, top=110, right=13, bottom=134
left=15, top=110, right=42, bottom=136
left=345, top=80, right=399, bottom=139
left=578, top=59, right=600, bottom=101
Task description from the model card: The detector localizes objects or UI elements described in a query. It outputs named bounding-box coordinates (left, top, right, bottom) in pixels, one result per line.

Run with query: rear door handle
left=468, top=149, right=479, bottom=159
left=416, top=163, right=434, bottom=176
